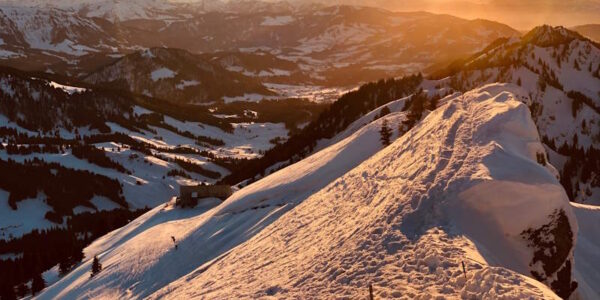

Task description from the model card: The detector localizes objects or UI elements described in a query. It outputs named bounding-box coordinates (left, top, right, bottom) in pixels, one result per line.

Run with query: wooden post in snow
left=369, top=284, right=374, bottom=300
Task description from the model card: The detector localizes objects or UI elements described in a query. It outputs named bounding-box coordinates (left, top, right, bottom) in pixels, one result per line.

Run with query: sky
left=289, top=0, right=600, bottom=30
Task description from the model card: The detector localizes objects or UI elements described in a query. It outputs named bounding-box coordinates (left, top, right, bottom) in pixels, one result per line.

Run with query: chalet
left=177, top=184, right=233, bottom=208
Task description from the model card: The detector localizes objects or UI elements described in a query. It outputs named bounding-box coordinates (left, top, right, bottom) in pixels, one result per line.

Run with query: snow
left=265, top=83, right=356, bottom=103
left=48, top=80, right=87, bottom=94
left=571, top=202, right=600, bottom=300
left=295, top=23, right=377, bottom=54
left=241, top=68, right=293, bottom=77
left=150, top=67, right=176, bottom=82
left=13, top=0, right=178, bottom=22
left=40, top=84, right=570, bottom=299
left=260, top=16, right=294, bottom=26
left=0, top=49, right=23, bottom=58
left=0, top=252, right=22, bottom=261
left=108, top=114, right=288, bottom=161
left=141, top=48, right=155, bottom=58
left=132, top=105, right=153, bottom=117
left=0, top=190, right=57, bottom=240
left=78, top=0, right=175, bottom=22
left=42, top=39, right=99, bottom=57
left=175, top=79, right=199, bottom=90
left=0, top=115, right=37, bottom=135
left=37, top=99, right=407, bottom=299
left=0, top=78, right=16, bottom=97
left=439, top=28, right=600, bottom=203
left=222, top=93, right=267, bottom=103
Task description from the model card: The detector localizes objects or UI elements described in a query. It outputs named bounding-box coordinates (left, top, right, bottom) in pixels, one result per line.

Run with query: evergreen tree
left=31, top=273, right=45, bottom=296
left=0, top=282, right=16, bottom=300
left=59, top=261, right=70, bottom=276
left=536, top=152, right=547, bottom=166
left=379, top=106, right=391, bottom=118
left=16, top=284, right=28, bottom=299
left=91, top=255, right=102, bottom=277
left=379, top=119, right=392, bottom=146
left=537, top=76, right=547, bottom=92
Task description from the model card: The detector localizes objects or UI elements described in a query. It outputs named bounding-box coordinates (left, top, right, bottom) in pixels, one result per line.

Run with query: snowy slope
left=571, top=202, right=600, bottom=299
left=4, top=0, right=178, bottom=22
left=38, top=99, right=408, bottom=299
left=83, top=48, right=270, bottom=104
left=0, top=72, right=289, bottom=240
left=431, top=25, right=600, bottom=204
left=40, top=84, right=575, bottom=299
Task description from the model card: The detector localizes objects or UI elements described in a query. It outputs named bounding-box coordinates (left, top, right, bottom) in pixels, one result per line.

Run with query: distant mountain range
left=290, top=0, right=600, bottom=29
left=0, top=2, right=519, bottom=99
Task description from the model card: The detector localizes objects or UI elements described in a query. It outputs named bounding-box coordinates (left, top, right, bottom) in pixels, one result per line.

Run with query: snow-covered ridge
left=434, top=25, right=600, bottom=205
left=571, top=202, right=600, bottom=299
left=83, top=47, right=270, bottom=104
left=0, top=2, right=519, bottom=92
left=3, top=0, right=178, bottom=22
left=40, top=84, right=575, bottom=299
left=523, top=25, right=588, bottom=47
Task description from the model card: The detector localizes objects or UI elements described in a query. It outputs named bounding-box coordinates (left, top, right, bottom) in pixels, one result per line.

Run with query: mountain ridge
left=38, top=83, right=576, bottom=299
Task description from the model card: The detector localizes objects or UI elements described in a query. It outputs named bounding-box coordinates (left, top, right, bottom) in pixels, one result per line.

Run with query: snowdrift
left=41, top=84, right=577, bottom=299
left=571, top=203, right=600, bottom=299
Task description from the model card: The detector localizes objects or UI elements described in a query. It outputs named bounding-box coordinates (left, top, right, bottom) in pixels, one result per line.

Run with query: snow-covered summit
left=40, top=84, right=576, bottom=299
left=523, top=25, right=589, bottom=47
left=431, top=25, right=600, bottom=204
left=3, top=0, right=177, bottom=22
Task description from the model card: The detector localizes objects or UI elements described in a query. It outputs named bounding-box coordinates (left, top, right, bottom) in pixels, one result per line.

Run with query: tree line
left=219, top=74, right=423, bottom=184
left=0, top=208, right=147, bottom=299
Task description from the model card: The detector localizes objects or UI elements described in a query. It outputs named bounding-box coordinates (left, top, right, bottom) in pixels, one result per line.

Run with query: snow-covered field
left=0, top=102, right=288, bottom=239
left=261, top=15, right=294, bottom=26
left=151, top=67, right=176, bottom=82
left=39, top=84, right=580, bottom=299
left=47, top=80, right=87, bottom=94
left=264, top=83, right=357, bottom=103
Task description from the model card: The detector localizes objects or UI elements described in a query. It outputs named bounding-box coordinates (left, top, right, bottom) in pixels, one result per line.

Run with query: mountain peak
left=522, top=25, right=586, bottom=47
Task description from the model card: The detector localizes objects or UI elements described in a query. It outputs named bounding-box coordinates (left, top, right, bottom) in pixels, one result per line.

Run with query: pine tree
left=0, top=282, right=17, bottom=300
left=379, top=106, right=391, bottom=118
left=59, top=260, right=70, bottom=276
left=16, top=284, right=28, bottom=299
left=536, top=152, right=547, bottom=166
left=31, top=273, right=45, bottom=296
left=90, top=255, right=102, bottom=278
left=379, top=119, right=392, bottom=146
left=537, top=76, right=547, bottom=92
